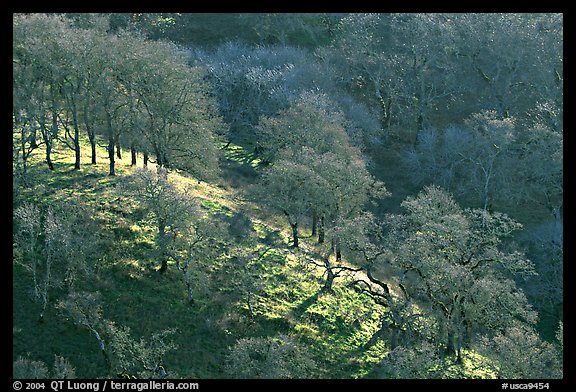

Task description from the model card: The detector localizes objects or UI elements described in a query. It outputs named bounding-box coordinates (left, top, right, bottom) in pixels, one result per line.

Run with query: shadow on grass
left=291, top=288, right=324, bottom=319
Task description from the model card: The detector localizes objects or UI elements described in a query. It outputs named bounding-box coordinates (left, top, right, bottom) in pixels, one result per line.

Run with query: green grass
left=13, top=134, right=501, bottom=379
left=220, top=142, right=262, bottom=168
left=200, top=199, right=234, bottom=217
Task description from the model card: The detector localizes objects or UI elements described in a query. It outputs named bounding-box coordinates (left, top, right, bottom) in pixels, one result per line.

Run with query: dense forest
left=13, top=13, right=562, bottom=380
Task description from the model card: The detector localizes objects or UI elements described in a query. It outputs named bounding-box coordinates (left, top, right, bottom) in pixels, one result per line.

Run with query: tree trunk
left=143, top=151, right=149, bottom=167
left=446, top=327, right=457, bottom=357
left=155, top=148, right=164, bottom=168
left=48, top=103, right=59, bottom=170
left=30, top=123, right=38, bottom=149
left=456, top=345, right=462, bottom=364
left=389, top=324, right=401, bottom=350
left=83, top=101, right=97, bottom=165
left=157, top=220, right=168, bottom=274
left=321, top=251, right=336, bottom=293
left=318, top=216, right=325, bottom=244
left=131, top=145, right=137, bottom=166
left=462, top=313, right=472, bottom=349
left=186, top=282, right=194, bottom=305
left=20, top=127, right=29, bottom=179
left=106, top=112, right=115, bottom=176
left=73, top=135, right=81, bottom=170
left=158, top=150, right=169, bottom=169
left=40, top=115, right=54, bottom=171
left=45, top=141, right=54, bottom=171
left=116, top=141, right=122, bottom=160
left=72, top=103, right=81, bottom=170
left=17, top=119, right=33, bottom=179
left=107, top=140, right=115, bottom=176
left=323, top=267, right=335, bottom=292
left=93, top=330, right=111, bottom=373
left=291, top=222, right=299, bottom=248
left=335, top=239, right=342, bottom=263
left=90, top=137, right=97, bottom=165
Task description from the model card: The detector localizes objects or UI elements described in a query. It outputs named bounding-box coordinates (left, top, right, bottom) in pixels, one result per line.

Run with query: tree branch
left=349, top=279, right=389, bottom=307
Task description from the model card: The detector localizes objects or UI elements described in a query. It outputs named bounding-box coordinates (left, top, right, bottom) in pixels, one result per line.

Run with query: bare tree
left=224, top=334, right=317, bottom=378
left=124, top=167, right=195, bottom=274
left=57, top=292, right=110, bottom=370
left=383, top=186, right=537, bottom=362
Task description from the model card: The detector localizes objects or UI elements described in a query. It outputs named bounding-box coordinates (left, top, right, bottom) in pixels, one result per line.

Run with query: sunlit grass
left=220, top=141, right=262, bottom=167
left=440, top=349, right=498, bottom=379
left=200, top=199, right=234, bottom=217
left=241, top=243, right=391, bottom=378
left=14, top=132, right=505, bottom=379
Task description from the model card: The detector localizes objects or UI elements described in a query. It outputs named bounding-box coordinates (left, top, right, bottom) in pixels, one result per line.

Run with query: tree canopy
left=13, top=12, right=562, bottom=381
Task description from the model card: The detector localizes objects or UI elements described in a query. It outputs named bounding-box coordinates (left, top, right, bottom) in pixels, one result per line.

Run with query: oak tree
left=383, top=186, right=537, bottom=362
left=224, top=334, right=317, bottom=378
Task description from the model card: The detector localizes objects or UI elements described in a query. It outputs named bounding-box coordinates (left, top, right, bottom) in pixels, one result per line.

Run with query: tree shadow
left=291, top=289, right=323, bottom=319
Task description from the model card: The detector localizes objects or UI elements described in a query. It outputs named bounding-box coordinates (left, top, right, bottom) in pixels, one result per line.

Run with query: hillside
left=13, top=12, right=562, bottom=381
left=13, top=138, right=500, bottom=379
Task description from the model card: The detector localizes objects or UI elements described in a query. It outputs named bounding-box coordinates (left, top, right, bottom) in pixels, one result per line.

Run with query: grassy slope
left=13, top=137, right=495, bottom=379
